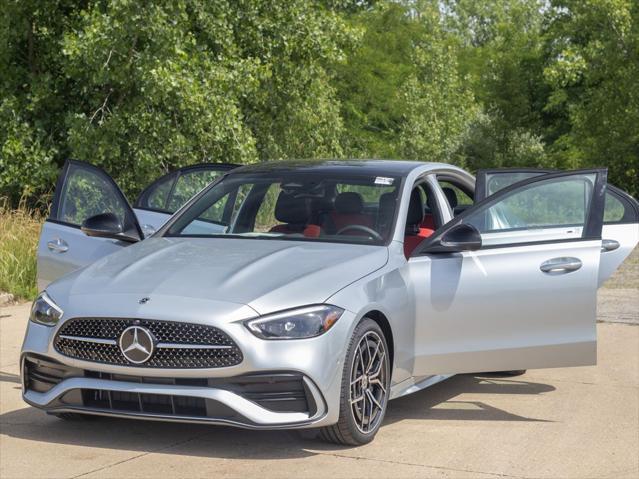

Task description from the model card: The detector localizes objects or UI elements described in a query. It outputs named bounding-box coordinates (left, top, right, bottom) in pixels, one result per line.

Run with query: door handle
left=540, top=257, right=582, bottom=274
left=601, top=239, right=620, bottom=252
left=47, top=239, right=69, bottom=253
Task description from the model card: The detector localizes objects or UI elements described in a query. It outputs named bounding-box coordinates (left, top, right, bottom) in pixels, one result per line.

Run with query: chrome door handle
left=601, top=239, right=620, bottom=252
left=47, top=239, right=68, bottom=253
left=540, top=257, right=582, bottom=274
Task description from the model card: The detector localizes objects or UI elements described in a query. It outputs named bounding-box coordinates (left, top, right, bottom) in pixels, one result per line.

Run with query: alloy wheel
left=349, top=330, right=388, bottom=434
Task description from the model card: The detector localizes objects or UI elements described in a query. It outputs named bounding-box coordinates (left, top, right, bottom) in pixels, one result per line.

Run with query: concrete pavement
left=1, top=292, right=638, bottom=479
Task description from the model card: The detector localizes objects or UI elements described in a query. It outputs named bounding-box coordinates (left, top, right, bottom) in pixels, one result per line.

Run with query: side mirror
left=81, top=213, right=139, bottom=243
left=422, top=223, right=482, bottom=253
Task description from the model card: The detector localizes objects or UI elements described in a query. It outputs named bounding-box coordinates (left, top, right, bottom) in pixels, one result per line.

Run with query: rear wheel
left=320, top=318, right=390, bottom=446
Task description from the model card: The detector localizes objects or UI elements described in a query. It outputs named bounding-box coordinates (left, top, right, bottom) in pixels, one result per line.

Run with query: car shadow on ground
left=0, top=373, right=555, bottom=458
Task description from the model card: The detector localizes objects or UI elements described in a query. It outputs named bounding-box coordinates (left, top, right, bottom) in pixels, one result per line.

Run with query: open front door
left=37, top=161, right=143, bottom=290
left=133, top=163, right=237, bottom=235
left=474, top=168, right=639, bottom=286
left=409, top=169, right=607, bottom=375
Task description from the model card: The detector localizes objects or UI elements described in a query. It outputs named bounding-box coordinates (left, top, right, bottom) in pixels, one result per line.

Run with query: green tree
left=544, top=0, right=639, bottom=196
left=397, top=2, right=475, bottom=162
left=0, top=0, right=356, bottom=204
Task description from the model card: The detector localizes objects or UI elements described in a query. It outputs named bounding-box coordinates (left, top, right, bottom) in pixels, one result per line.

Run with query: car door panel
left=409, top=240, right=600, bottom=374
left=474, top=169, right=639, bottom=285
left=37, top=221, right=129, bottom=291
left=598, top=223, right=639, bottom=287
left=37, top=160, right=142, bottom=290
left=598, top=186, right=639, bottom=286
left=410, top=169, right=606, bottom=375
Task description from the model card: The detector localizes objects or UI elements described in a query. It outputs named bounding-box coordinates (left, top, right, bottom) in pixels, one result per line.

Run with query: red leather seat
left=404, top=189, right=434, bottom=258
left=325, top=192, right=373, bottom=233
left=269, top=192, right=322, bottom=238
left=421, top=214, right=436, bottom=230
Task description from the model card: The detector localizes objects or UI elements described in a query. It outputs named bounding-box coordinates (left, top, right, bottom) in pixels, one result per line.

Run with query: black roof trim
left=228, top=159, right=430, bottom=177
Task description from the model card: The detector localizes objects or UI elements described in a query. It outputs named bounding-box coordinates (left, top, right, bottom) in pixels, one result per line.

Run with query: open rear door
left=133, top=163, right=237, bottom=235
left=597, top=185, right=639, bottom=286
left=37, top=160, right=143, bottom=290
left=475, top=169, right=639, bottom=286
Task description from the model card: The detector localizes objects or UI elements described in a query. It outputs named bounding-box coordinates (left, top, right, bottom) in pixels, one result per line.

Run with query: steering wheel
left=335, top=225, right=383, bottom=241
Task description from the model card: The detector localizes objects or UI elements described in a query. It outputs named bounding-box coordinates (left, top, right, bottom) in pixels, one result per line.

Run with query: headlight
left=245, top=305, right=343, bottom=340
left=29, top=292, right=63, bottom=326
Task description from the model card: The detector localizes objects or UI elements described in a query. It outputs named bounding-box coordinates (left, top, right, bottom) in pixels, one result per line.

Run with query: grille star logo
left=119, top=326, right=155, bottom=364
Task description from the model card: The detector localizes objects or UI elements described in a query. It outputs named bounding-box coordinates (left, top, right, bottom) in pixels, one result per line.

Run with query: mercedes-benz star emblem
left=119, top=326, right=155, bottom=364
left=138, top=297, right=150, bottom=304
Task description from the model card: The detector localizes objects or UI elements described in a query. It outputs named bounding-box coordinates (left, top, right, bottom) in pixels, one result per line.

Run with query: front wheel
left=320, top=318, right=390, bottom=446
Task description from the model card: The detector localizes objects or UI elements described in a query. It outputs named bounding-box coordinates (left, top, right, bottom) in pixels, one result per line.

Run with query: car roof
left=228, top=159, right=451, bottom=177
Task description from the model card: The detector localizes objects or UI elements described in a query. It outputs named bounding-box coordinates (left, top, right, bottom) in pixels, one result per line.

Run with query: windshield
left=165, top=172, right=401, bottom=245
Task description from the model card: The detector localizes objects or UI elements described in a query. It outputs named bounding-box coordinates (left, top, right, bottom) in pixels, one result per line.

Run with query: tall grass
left=0, top=200, right=43, bottom=300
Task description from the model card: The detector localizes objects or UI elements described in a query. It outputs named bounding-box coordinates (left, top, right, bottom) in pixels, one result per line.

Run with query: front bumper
left=20, top=309, right=356, bottom=429
left=22, top=354, right=326, bottom=428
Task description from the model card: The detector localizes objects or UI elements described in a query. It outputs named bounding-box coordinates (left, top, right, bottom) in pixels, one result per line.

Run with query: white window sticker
left=374, top=177, right=394, bottom=185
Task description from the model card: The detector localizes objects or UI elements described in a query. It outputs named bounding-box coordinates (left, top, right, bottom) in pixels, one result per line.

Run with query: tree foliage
left=1, top=0, right=637, bottom=206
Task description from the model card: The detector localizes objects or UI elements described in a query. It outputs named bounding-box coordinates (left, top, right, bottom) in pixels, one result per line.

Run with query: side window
left=144, top=175, right=173, bottom=211
left=55, top=165, right=126, bottom=227
left=188, top=184, right=252, bottom=229
left=483, top=172, right=544, bottom=197
left=167, top=170, right=224, bottom=212
left=198, top=192, right=231, bottom=224
left=465, top=173, right=597, bottom=246
left=603, top=189, right=639, bottom=224
left=604, top=193, right=624, bottom=223
left=439, top=181, right=473, bottom=207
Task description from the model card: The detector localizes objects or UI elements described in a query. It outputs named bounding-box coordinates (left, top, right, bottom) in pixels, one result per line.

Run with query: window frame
left=158, top=171, right=406, bottom=247
left=413, top=168, right=608, bottom=256
left=48, top=160, right=143, bottom=240
left=134, top=163, right=238, bottom=214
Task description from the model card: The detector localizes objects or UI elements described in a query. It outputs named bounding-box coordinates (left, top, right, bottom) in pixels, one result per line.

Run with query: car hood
left=48, top=237, right=388, bottom=315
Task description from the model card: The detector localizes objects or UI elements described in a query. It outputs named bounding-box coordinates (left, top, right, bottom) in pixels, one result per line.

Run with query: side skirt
left=389, top=374, right=453, bottom=401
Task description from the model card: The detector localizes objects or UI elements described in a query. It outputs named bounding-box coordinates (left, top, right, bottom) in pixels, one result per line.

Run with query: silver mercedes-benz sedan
left=21, top=160, right=638, bottom=445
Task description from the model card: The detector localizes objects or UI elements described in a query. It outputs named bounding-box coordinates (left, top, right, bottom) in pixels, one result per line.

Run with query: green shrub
left=0, top=201, right=42, bottom=300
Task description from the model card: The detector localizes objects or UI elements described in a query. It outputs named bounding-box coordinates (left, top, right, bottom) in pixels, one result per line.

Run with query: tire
left=320, top=318, right=390, bottom=446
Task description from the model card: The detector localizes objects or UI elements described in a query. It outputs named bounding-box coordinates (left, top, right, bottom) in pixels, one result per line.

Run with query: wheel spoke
left=369, top=378, right=386, bottom=394
left=360, top=394, right=369, bottom=430
left=366, top=388, right=382, bottom=410
left=366, top=341, right=381, bottom=373
left=350, top=394, right=364, bottom=405
left=368, top=350, right=385, bottom=379
left=358, top=343, right=366, bottom=374
left=363, top=392, right=373, bottom=431
left=350, top=374, right=364, bottom=386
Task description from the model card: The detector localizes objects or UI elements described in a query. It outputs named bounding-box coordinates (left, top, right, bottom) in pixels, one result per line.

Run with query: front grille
left=78, top=371, right=312, bottom=414
left=79, top=389, right=214, bottom=417
left=47, top=371, right=313, bottom=420
left=54, top=318, right=243, bottom=368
